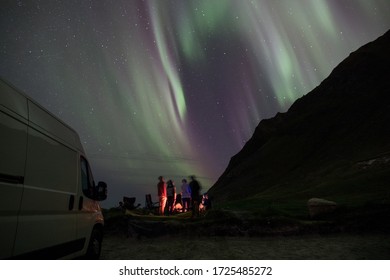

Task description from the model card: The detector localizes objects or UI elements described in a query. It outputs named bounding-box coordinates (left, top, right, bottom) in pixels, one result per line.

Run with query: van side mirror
left=96, top=181, right=107, bottom=201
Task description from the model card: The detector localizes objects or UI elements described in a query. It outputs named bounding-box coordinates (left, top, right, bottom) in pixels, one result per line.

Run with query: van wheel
left=86, top=228, right=102, bottom=259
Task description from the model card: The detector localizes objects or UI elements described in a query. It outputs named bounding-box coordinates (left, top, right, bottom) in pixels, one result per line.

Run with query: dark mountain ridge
left=209, top=30, right=390, bottom=209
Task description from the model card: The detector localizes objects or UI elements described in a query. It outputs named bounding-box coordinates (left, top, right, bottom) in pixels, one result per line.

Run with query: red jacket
left=157, top=181, right=167, bottom=197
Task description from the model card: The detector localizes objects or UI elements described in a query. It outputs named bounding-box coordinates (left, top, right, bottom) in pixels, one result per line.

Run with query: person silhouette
left=189, top=175, right=201, bottom=218
left=166, top=179, right=176, bottom=215
left=181, top=178, right=191, bottom=212
left=157, top=176, right=167, bottom=215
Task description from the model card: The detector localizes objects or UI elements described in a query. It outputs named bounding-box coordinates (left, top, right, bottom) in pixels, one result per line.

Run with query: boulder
left=308, top=198, right=337, bottom=218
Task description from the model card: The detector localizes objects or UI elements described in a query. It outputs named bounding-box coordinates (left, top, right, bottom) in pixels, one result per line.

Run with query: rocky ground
left=101, top=232, right=390, bottom=260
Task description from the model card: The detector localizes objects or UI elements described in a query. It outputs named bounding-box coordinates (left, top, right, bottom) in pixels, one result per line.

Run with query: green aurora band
left=0, top=0, right=389, bottom=206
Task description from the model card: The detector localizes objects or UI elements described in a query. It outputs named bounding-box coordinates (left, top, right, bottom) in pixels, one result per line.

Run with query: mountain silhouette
left=209, top=30, right=390, bottom=209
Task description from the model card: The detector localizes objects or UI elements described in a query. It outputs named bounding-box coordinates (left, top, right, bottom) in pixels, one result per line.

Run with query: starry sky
left=1, top=0, right=389, bottom=208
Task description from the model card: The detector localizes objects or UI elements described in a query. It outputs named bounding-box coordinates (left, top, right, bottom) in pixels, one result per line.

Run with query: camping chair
left=145, top=194, right=159, bottom=214
left=123, top=196, right=137, bottom=210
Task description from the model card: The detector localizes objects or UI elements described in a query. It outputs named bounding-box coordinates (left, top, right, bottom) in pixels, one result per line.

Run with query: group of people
left=157, top=175, right=210, bottom=217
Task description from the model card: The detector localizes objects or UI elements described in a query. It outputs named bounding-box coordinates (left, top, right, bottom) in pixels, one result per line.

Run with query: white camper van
left=0, top=78, right=107, bottom=259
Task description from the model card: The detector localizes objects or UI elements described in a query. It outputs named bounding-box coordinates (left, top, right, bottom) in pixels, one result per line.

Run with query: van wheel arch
left=85, top=226, right=103, bottom=259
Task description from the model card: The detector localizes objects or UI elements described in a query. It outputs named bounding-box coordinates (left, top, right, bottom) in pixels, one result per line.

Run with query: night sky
left=1, top=0, right=389, bottom=208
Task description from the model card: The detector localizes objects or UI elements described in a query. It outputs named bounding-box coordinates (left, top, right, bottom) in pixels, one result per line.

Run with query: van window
left=80, top=157, right=95, bottom=198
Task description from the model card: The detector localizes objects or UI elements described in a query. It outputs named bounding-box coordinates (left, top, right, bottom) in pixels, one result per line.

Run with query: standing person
left=166, top=179, right=176, bottom=215
left=181, top=178, right=191, bottom=212
left=157, top=176, right=167, bottom=216
left=189, top=175, right=201, bottom=218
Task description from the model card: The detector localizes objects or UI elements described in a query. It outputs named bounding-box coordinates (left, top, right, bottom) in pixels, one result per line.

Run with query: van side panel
left=0, top=79, right=28, bottom=119
left=24, top=127, right=78, bottom=192
left=28, top=101, right=83, bottom=152
left=0, top=81, right=28, bottom=259
left=14, top=122, right=79, bottom=257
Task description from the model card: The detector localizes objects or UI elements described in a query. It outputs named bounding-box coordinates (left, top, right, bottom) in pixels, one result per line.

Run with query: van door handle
left=69, top=195, right=75, bottom=210
left=78, top=196, right=83, bottom=210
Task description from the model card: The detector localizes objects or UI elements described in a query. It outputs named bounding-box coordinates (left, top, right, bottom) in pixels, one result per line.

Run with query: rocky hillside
left=209, top=30, right=390, bottom=209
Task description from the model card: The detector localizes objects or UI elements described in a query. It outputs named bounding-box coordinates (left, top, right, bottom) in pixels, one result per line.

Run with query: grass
left=214, top=161, right=390, bottom=221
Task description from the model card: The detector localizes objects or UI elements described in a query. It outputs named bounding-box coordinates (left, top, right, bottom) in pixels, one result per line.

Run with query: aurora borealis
left=1, top=0, right=389, bottom=207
